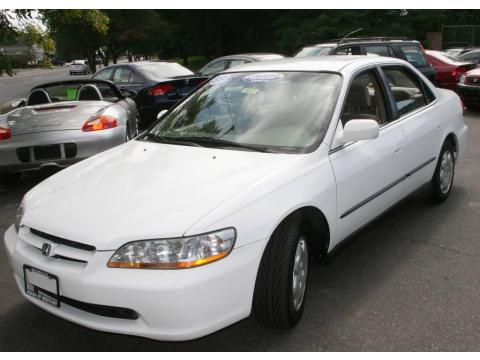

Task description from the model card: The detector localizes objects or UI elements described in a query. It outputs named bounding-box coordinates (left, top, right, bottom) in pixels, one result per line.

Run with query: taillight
left=0, top=126, right=11, bottom=140
left=82, top=115, right=117, bottom=132
left=148, top=83, right=174, bottom=96
left=452, top=65, right=470, bottom=81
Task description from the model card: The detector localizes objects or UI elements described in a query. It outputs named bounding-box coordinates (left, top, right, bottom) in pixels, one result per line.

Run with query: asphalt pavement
left=0, top=68, right=480, bottom=350
left=0, top=66, right=88, bottom=104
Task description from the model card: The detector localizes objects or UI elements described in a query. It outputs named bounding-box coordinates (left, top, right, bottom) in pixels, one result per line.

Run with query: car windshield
left=137, top=63, right=193, bottom=80
left=295, top=46, right=334, bottom=57
left=31, top=82, right=120, bottom=103
left=145, top=71, right=342, bottom=153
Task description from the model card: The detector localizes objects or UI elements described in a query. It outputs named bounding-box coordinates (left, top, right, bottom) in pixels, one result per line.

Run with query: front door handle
left=393, top=148, right=403, bottom=155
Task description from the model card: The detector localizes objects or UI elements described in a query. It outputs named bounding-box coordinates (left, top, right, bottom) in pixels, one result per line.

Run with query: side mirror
left=337, top=119, right=379, bottom=145
left=122, top=89, right=136, bottom=98
left=157, top=109, right=168, bottom=120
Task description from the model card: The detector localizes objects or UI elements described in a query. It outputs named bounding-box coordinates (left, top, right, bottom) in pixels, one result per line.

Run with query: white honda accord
left=5, top=56, right=467, bottom=341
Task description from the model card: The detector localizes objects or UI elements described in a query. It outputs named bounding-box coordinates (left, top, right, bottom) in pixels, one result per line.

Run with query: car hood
left=23, top=140, right=299, bottom=250
left=465, top=67, right=480, bottom=77
left=6, top=101, right=109, bottom=135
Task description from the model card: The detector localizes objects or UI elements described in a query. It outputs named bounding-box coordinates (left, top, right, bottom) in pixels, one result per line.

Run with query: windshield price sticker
left=243, top=73, right=284, bottom=83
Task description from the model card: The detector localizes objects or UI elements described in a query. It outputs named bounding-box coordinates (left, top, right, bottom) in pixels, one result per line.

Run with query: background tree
left=41, top=9, right=109, bottom=73
left=0, top=9, right=32, bottom=75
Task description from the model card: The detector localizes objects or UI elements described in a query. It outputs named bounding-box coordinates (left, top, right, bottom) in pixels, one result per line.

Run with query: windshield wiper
left=172, top=136, right=276, bottom=153
left=141, top=133, right=203, bottom=147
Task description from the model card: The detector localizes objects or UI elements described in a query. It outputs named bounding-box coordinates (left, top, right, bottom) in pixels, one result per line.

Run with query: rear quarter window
left=398, top=45, right=428, bottom=67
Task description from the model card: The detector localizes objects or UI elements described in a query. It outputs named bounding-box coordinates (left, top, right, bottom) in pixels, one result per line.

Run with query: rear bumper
left=4, top=225, right=266, bottom=341
left=0, top=127, right=125, bottom=174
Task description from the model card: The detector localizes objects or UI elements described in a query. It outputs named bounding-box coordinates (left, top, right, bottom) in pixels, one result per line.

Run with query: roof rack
left=337, top=37, right=411, bottom=44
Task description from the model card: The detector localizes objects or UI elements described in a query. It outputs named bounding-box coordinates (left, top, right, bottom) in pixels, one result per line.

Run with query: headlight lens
left=107, top=228, right=236, bottom=269
left=14, top=203, right=24, bottom=232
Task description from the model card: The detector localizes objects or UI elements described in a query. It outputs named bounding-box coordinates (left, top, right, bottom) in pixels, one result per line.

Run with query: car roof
left=309, top=38, right=419, bottom=48
left=222, top=55, right=407, bottom=73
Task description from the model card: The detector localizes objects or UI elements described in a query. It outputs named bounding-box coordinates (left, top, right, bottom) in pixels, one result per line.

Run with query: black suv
left=295, top=37, right=436, bottom=83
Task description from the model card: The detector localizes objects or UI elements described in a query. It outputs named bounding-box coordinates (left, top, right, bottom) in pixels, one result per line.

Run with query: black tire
left=126, top=114, right=139, bottom=141
left=253, top=212, right=309, bottom=329
left=0, top=172, right=21, bottom=185
left=431, top=141, right=455, bottom=203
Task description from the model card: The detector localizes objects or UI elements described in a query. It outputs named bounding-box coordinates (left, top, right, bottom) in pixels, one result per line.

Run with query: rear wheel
left=253, top=213, right=309, bottom=329
left=431, top=141, right=455, bottom=202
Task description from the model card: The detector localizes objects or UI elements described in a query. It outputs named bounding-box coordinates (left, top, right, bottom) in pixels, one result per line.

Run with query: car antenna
left=340, top=28, right=363, bottom=42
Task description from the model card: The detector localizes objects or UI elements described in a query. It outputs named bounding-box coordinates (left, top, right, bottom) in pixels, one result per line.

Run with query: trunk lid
left=7, top=101, right=108, bottom=135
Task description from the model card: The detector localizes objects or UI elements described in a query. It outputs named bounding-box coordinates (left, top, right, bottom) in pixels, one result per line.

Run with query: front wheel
left=431, top=141, right=455, bottom=202
left=253, top=213, right=309, bottom=329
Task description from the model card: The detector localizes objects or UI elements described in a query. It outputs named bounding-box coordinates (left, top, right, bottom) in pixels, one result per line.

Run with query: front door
left=329, top=68, right=408, bottom=241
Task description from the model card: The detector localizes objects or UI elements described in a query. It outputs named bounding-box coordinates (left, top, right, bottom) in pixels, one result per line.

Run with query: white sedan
left=4, top=56, right=467, bottom=341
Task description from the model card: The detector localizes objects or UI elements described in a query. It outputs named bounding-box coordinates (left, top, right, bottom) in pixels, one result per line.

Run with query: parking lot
left=1, top=66, right=480, bottom=351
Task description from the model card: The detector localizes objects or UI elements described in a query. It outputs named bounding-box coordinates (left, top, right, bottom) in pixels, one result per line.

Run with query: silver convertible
left=0, top=79, right=139, bottom=183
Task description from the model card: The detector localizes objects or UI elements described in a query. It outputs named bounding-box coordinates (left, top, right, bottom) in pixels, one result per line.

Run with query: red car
left=457, top=67, right=480, bottom=109
left=425, top=50, right=476, bottom=90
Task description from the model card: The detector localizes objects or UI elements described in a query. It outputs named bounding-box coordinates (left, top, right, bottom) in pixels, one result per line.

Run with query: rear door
left=329, top=67, right=407, bottom=240
left=112, top=66, right=146, bottom=99
left=379, top=65, right=440, bottom=195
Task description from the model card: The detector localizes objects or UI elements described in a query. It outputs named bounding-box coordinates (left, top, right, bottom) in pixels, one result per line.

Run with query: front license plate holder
left=23, top=265, right=60, bottom=308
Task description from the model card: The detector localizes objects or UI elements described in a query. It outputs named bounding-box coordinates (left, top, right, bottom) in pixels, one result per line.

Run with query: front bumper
left=457, top=84, right=480, bottom=107
left=4, top=225, right=266, bottom=341
left=0, top=127, right=125, bottom=175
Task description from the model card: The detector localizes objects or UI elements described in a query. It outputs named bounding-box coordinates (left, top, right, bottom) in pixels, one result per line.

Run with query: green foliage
left=41, top=9, right=109, bottom=72
left=38, top=58, right=53, bottom=68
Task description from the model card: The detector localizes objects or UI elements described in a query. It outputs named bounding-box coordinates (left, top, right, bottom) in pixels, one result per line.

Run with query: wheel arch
left=267, top=206, right=331, bottom=261
left=444, top=132, right=458, bottom=159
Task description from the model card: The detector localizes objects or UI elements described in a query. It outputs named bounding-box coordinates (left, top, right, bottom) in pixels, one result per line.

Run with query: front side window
left=295, top=46, right=334, bottom=57
left=228, top=59, right=251, bottom=69
left=382, top=67, right=428, bottom=116
left=342, top=70, right=387, bottom=125
left=146, top=72, right=342, bottom=153
left=92, top=67, right=114, bottom=80
left=200, top=60, right=228, bottom=76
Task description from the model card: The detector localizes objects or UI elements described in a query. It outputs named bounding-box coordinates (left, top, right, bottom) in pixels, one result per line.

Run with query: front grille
left=38, top=289, right=138, bottom=320
left=31, top=228, right=96, bottom=252
left=16, top=143, right=77, bottom=163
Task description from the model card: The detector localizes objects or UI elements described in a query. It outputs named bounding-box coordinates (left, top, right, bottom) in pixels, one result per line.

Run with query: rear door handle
left=393, top=148, right=403, bottom=155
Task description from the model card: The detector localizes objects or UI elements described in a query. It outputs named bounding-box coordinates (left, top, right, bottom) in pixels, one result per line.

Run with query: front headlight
left=107, top=228, right=236, bottom=269
left=14, top=203, right=24, bottom=232
left=459, top=74, right=466, bottom=84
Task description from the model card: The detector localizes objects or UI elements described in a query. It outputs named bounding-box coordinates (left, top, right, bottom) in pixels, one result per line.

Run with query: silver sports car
left=0, top=79, right=139, bottom=182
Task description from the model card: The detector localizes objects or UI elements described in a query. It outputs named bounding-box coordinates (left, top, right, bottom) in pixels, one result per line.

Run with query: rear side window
left=398, top=45, right=428, bottom=67
left=113, top=68, right=133, bottom=83
left=364, top=45, right=394, bottom=57
left=382, top=67, right=428, bottom=116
